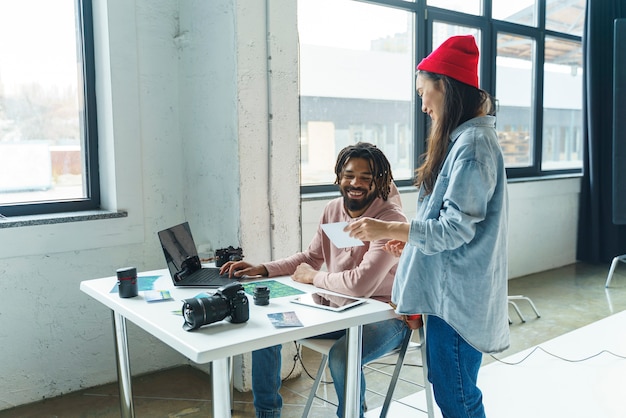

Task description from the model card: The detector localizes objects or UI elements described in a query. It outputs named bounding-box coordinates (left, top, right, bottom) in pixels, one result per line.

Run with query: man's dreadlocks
left=334, top=142, right=394, bottom=201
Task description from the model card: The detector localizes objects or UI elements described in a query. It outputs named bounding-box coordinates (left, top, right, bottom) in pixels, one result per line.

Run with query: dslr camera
left=182, top=282, right=249, bottom=331
left=215, top=246, right=244, bottom=267
left=174, top=255, right=201, bottom=282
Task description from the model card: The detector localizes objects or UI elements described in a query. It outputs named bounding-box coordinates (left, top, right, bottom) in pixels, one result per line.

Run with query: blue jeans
left=252, top=344, right=283, bottom=418
left=426, top=315, right=486, bottom=418
left=251, top=318, right=408, bottom=418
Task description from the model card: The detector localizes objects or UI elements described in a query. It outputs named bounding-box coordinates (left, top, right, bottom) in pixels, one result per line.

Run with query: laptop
left=158, top=222, right=233, bottom=288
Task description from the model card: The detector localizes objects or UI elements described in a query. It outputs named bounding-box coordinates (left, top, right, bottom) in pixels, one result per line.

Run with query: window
left=298, top=0, right=415, bottom=188
left=496, top=33, right=536, bottom=167
left=541, top=36, right=583, bottom=170
left=0, top=0, right=98, bottom=217
left=493, top=0, right=537, bottom=27
left=493, top=0, right=584, bottom=175
left=428, top=0, right=482, bottom=16
left=298, top=0, right=585, bottom=193
left=546, top=0, right=584, bottom=36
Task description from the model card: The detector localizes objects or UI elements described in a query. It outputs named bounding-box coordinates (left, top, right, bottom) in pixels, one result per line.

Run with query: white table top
left=80, top=269, right=396, bottom=364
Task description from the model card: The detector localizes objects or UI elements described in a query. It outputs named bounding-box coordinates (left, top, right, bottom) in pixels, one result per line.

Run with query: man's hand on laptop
left=220, top=261, right=269, bottom=279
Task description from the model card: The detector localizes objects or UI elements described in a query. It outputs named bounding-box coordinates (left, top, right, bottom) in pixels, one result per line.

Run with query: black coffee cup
left=117, top=267, right=138, bottom=298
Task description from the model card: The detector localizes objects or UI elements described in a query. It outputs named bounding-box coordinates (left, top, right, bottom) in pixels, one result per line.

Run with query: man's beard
left=341, top=187, right=377, bottom=212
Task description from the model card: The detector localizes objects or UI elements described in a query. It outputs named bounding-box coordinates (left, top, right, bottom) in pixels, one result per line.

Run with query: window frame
left=0, top=0, right=100, bottom=217
left=299, top=0, right=584, bottom=195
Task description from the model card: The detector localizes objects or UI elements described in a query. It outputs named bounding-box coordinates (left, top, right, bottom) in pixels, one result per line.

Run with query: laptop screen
left=158, top=222, right=199, bottom=279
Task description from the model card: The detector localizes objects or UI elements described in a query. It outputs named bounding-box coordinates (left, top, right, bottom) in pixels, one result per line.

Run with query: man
left=220, top=142, right=409, bottom=418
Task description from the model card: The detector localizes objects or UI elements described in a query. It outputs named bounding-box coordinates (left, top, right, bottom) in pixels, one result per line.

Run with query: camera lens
left=253, top=285, right=270, bottom=306
left=182, top=295, right=229, bottom=331
left=183, top=303, right=200, bottom=325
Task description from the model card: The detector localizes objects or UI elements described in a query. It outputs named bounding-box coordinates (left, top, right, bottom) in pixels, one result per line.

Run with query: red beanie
left=416, top=35, right=479, bottom=89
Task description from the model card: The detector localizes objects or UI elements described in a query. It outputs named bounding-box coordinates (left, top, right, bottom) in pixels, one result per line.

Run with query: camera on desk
left=214, top=246, right=244, bottom=267
left=174, top=255, right=201, bottom=282
left=182, top=282, right=249, bottom=331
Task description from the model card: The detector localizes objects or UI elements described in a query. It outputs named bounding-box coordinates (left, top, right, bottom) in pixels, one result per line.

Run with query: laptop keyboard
left=185, top=268, right=227, bottom=284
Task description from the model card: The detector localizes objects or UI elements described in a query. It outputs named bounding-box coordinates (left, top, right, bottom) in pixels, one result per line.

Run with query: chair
left=508, top=295, right=541, bottom=323
left=299, top=326, right=434, bottom=418
left=605, top=254, right=626, bottom=287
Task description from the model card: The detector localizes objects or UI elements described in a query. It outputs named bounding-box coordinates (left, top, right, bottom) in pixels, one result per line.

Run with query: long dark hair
left=415, top=71, right=493, bottom=195
left=334, top=142, right=394, bottom=201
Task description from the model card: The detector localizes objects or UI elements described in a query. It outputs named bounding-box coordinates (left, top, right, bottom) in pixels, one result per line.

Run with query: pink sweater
left=263, top=184, right=406, bottom=302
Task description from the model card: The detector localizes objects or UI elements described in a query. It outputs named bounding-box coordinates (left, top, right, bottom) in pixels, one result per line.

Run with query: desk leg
left=211, top=357, right=232, bottom=417
left=112, top=311, right=135, bottom=418
left=344, top=325, right=363, bottom=418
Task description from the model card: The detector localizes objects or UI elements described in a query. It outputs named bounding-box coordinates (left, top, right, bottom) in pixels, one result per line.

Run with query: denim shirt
left=392, top=115, right=510, bottom=353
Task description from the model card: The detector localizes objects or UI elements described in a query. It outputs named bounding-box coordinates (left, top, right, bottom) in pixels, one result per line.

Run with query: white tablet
left=291, top=292, right=366, bottom=312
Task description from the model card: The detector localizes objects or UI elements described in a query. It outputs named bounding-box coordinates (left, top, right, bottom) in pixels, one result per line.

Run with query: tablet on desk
left=291, top=292, right=366, bottom=312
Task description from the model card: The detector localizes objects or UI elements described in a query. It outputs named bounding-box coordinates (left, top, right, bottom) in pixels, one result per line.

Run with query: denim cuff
left=256, top=410, right=281, bottom=418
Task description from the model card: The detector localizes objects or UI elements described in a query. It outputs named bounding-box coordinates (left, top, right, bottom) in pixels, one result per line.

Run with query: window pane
left=427, top=0, right=481, bottom=16
left=0, top=0, right=86, bottom=205
left=492, top=0, right=537, bottom=26
left=542, top=37, right=583, bottom=170
left=496, top=33, right=535, bottom=168
left=546, top=0, right=585, bottom=36
left=298, top=0, right=415, bottom=186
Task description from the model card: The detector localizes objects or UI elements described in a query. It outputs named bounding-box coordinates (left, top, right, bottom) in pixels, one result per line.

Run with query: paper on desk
left=321, top=222, right=364, bottom=249
left=144, top=290, right=174, bottom=303
left=109, top=275, right=163, bottom=293
left=267, top=311, right=303, bottom=328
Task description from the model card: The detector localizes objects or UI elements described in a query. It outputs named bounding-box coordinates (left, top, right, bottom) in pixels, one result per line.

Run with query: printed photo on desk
left=267, top=311, right=303, bottom=328
left=144, top=290, right=174, bottom=303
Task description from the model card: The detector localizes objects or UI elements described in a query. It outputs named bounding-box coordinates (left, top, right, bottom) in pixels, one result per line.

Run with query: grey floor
left=2, top=261, right=626, bottom=418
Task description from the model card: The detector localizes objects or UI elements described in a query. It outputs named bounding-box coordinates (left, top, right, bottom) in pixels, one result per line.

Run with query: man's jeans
left=251, top=318, right=409, bottom=418
left=426, top=315, right=486, bottom=418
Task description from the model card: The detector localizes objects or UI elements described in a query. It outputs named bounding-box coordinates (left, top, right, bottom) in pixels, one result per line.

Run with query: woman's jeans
left=426, top=315, right=486, bottom=418
left=251, top=318, right=409, bottom=418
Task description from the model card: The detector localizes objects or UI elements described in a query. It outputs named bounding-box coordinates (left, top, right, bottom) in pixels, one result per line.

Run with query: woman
left=345, top=35, right=509, bottom=418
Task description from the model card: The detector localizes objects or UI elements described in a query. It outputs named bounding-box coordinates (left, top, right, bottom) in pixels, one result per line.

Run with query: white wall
left=0, top=0, right=580, bottom=410
left=506, top=178, right=580, bottom=277
left=302, top=178, right=581, bottom=279
left=0, top=0, right=300, bottom=409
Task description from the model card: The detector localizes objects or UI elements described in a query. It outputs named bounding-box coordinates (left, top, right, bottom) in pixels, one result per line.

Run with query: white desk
left=80, top=269, right=395, bottom=418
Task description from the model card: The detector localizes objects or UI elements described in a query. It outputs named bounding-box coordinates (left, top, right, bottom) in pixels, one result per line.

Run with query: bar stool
left=298, top=326, right=434, bottom=417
